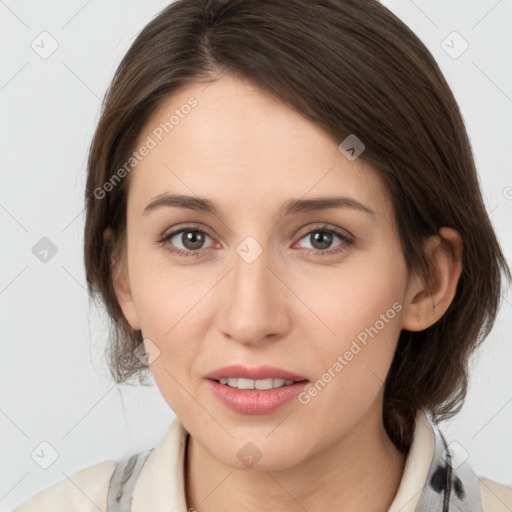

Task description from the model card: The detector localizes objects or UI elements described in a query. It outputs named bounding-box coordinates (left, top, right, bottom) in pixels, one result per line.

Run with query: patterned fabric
left=106, top=448, right=154, bottom=512
left=415, top=427, right=483, bottom=512
left=106, top=424, right=483, bottom=511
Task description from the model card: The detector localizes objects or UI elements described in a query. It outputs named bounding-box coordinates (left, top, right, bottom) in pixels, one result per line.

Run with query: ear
left=401, top=227, right=463, bottom=331
left=104, top=227, right=141, bottom=331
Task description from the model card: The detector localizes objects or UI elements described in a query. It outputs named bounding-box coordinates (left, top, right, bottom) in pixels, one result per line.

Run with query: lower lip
left=205, top=379, right=309, bottom=414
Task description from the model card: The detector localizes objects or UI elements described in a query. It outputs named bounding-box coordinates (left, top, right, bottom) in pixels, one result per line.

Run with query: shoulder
left=480, top=476, right=512, bottom=512
left=13, top=459, right=117, bottom=512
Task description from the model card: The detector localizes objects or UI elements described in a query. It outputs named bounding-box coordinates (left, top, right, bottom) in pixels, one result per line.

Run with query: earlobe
left=104, top=228, right=141, bottom=331
left=402, top=227, right=463, bottom=332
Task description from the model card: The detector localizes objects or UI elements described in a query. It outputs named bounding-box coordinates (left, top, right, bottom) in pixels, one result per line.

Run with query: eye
left=295, top=224, right=354, bottom=257
left=158, top=226, right=215, bottom=257
left=157, top=223, right=354, bottom=258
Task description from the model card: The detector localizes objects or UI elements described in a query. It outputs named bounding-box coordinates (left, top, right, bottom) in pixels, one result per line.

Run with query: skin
left=110, top=74, right=463, bottom=512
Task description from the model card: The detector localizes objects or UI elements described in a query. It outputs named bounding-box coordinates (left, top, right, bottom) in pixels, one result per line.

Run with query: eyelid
left=160, top=222, right=213, bottom=239
left=295, top=222, right=354, bottom=241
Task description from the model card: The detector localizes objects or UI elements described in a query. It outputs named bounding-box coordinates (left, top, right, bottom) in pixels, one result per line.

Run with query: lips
left=206, top=379, right=309, bottom=414
left=204, top=364, right=309, bottom=382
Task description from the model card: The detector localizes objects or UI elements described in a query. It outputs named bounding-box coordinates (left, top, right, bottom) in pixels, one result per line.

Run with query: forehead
left=128, top=75, right=391, bottom=222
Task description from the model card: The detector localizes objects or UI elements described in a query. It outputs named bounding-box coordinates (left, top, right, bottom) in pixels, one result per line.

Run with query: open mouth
left=212, top=377, right=309, bottom=391
left=206, top=377, right=310, bottom=414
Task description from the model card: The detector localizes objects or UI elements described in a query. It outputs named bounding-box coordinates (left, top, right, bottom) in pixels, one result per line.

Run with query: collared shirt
left=14, top=409, right=512, bottom=511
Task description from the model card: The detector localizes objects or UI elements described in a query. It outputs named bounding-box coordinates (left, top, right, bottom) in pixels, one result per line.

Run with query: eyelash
left=157, top=224, right=354, bottom=259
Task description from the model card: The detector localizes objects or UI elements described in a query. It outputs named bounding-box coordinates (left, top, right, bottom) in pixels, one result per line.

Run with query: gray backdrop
left=1, top=0, right=511, bottom=510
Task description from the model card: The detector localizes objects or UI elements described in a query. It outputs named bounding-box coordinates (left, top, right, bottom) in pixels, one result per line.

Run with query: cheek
left=293, top=252, right=407, bottom=381
left=291, top=268, right=405, bottom=434
left=299, top=247, right=405, bottom=328
left=128, top=242, right=205, bottom=336
left=132, top=271, right=204, bottom=365
left=127, top=255, right=216, bottom=390
left=132, top=266, right=206, bottom=412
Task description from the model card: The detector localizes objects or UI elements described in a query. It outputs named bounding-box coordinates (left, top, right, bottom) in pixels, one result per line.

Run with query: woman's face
left=115, top=74, right=418, bottom=469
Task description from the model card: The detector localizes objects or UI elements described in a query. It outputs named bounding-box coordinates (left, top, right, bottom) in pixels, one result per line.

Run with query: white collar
left=127, top=408, right=482, bottom=511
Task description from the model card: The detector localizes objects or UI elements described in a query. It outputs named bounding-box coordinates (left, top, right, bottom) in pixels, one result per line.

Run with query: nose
left=215, top=241, right=291, bottom=346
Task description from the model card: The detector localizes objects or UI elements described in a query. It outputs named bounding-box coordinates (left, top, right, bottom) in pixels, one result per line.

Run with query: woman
left=14, top=0, right=512, bottom=510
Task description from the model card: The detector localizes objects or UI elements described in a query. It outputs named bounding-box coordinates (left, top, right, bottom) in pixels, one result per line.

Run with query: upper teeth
left=219, top=377, right=295, bottom=390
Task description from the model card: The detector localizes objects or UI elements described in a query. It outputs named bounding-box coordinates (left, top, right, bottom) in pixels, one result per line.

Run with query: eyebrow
left=142, top=193, right=376, bottom=217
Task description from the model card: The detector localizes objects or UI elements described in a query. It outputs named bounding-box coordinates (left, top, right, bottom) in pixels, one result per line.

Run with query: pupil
left=183, top=231, right=204, bottom=250
left=312, top=231, right=332, bottom=250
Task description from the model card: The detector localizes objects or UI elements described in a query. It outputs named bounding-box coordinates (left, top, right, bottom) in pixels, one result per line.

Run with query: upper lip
left=204, top=364, right=309, bottom=382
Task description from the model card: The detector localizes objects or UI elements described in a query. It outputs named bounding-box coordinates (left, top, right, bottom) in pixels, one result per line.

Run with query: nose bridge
left=216, top=234, right=289, bottom=343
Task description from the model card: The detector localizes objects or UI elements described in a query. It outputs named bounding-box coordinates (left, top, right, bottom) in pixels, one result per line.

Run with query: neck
left=185, top=400, right=407, bottom=512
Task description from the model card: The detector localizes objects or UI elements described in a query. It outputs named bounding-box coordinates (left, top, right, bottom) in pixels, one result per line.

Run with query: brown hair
left=83, top=0, right=511, bottom=452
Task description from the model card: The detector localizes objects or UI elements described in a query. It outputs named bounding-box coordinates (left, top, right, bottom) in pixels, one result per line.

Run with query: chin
left=212, top=438, right=307, bottom=472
